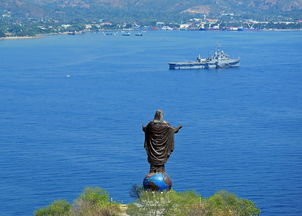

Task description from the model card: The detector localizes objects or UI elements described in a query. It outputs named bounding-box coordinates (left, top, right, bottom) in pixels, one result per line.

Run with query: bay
left=0, top=30, right=302, bottom=216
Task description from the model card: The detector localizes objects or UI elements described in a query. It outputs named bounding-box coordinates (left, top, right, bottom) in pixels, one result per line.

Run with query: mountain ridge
left=1, top=0, right=302, bottom=23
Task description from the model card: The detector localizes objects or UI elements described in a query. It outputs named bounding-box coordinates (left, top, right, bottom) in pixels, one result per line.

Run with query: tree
left=8, top=24, right=36, bottom=37
left=35, top=200, right=71, bottom=216
left=205, top=190, right=260, bottom=216
left=0, top=29, right=5, bottom=37
left=71, top=187, right=121, bottom=216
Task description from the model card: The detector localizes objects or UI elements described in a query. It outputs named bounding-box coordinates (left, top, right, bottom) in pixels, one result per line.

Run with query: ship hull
left=169, top=59, right=240, bottom=70
left=169, top=49, right=240, bottom=70
left=216, top=59, right=240, bottom=68
left=169, top=63, right=206, bottom=70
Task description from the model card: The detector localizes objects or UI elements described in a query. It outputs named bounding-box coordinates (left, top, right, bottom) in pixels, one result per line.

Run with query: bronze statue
left=142, top=110, right=182, bottom=173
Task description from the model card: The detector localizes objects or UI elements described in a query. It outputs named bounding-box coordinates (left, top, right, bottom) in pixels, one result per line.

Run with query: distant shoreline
left=0, top=32, right=72, bottom=40
left=262, top=28, right=302, bottom=31
left=0, top=29, right=301, bottom=41
left=0, top=36, right=42, bottom=40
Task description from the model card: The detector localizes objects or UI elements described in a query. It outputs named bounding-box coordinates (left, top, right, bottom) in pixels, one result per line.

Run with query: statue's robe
left=143, top=121, right=176, bottom=166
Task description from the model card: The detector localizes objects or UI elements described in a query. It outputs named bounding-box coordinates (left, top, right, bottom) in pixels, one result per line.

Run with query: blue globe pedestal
left=143, top=172, right=172, bottom=191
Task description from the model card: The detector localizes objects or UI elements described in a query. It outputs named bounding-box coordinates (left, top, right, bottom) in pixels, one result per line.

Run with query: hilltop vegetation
left=34, top=186, right=260, bottom=216
left=1, top=0, right=301, bottom=37
left=1, top=0, right=302, bottom=24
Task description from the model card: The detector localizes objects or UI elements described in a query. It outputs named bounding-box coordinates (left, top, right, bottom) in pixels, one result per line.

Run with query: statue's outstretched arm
left=174, top=125, right=182, bottom=133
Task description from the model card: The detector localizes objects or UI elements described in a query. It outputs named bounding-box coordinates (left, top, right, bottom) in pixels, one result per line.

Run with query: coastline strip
left=0, top=36, right=42, bottom=40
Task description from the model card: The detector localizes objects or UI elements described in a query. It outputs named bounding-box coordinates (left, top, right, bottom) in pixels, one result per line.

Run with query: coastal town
left=1, top=10, right=302, bottom=38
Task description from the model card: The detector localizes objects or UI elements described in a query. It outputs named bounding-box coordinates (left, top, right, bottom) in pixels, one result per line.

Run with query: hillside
left=1, top=0, right=302, bottom=23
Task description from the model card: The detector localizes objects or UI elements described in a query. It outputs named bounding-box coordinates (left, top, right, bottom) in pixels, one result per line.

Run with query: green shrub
left=205, top=190, right=260, bottom=216
left=35, top=187, right=121, bottom=216
left=72, top=187, right=121, bottom=216
left=0, top=30, right=5, bottom=38
left=78, top=187, right=110, bottom=207
left=127, top=190, right=202, bottom=216
left=34, top=200, right=71, bottom=216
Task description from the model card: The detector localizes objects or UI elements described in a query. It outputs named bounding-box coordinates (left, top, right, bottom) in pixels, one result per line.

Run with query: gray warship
left=169, top=49, right=240, bottom=70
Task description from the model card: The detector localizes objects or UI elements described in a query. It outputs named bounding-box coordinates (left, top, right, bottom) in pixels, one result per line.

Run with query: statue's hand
left=174, top=125, right=182, bottom=133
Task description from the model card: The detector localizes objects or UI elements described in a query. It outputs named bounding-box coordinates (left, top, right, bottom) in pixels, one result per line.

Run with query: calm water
left=0, top=31, right=302, bottom=216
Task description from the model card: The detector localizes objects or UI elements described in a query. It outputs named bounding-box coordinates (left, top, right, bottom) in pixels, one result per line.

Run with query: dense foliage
left=35, top=187, right=121, bottom=216
left=0, top=0, right=301, bottom=37
left=35, top=187, right=260, bottom=216
left=0, top=0, right=302, bottom=25
left=35, top=200, right=71, bottom=216
left=0, top=29, right=5, bottom=37
left=127, top=189, right=260, bottom=216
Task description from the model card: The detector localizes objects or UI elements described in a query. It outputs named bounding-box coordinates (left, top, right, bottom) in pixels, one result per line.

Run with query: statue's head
left=153, top=110, right=164, bottom=123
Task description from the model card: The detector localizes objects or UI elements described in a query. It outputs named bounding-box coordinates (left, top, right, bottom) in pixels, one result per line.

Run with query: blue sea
left=0, top=31, right=302, bottom=216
